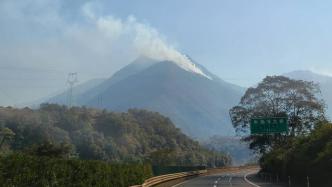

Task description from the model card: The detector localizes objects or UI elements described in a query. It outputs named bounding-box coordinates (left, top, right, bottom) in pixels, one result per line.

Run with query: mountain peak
left=136, top=55, right=212, bottom=80
left=172, top=55, right=212, bottom=80
left=46, top=56, right=244, bottom=139
left=284, top=70, right=332, bottom=83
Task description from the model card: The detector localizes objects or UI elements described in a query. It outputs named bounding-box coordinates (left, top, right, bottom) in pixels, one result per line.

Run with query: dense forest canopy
left=0, top=104, right=230, bottom=167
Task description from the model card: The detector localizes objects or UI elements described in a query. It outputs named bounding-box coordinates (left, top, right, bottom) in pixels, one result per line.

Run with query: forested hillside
left=0, top=104, right=229, bottom=166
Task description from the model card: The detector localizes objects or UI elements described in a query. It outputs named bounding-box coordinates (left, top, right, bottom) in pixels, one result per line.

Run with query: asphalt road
left=173, top=168, right=285, bottom=187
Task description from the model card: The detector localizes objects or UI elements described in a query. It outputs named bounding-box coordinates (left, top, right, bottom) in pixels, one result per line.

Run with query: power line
left=97, top=95, right=103, bottom=109
left=67, top=73, right=78, bottom=108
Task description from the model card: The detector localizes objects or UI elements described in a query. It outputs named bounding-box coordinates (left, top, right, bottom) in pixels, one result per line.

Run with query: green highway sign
left=250, top=117, right=288, bottom=134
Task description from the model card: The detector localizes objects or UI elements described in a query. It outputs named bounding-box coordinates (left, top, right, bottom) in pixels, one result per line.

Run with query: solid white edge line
left=244, top=171, right=261, bottom=187
left=172, top=179, right=191, bottom=187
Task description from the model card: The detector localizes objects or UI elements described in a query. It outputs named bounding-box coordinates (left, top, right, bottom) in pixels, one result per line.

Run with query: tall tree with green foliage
left=230, top=76, right=326, bottom=153
left=0, top=127, right=15, bottom=151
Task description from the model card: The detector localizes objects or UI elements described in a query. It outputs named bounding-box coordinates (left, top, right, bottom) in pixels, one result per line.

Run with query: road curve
left=173, top=168, right=261, bottom=187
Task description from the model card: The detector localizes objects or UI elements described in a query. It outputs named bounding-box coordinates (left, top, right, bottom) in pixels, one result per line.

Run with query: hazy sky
left=1, top=0, right=332, bottom=105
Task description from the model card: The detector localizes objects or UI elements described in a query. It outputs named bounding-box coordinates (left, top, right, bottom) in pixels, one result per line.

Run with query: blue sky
left=91, top=0, right=332, bottom=84
left=1, top=0, right=332, bottom=104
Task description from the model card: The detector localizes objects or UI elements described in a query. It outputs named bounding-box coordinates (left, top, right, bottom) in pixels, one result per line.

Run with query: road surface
left=173, top=168, right=285, bottom=187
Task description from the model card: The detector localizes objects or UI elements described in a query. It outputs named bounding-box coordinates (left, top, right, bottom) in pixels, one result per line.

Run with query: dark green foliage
left=260, top=123, right=332, bottom=186
left=25, top=141, right=74, bottom=158
left=0, top=153, right=152, bottom=187
left=0, top=127, right=15, bottom=153
left=0, top=104, right=229, bottom=166
left=230, top=76, right=325, bottom=153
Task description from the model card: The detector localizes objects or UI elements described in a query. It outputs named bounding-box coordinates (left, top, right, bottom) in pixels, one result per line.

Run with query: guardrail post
left=288, top=176, right=291, bottom=187
left=307, top=176, right=310, bottom=187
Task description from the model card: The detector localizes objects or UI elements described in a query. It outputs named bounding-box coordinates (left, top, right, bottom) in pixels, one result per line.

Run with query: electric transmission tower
left=67, top=73, right=78, bottom=108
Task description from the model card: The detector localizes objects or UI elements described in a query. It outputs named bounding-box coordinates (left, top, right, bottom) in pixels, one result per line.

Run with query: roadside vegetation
left=260, top=122, right=332, bottom=186
left=230, top=76, right=331, bottom=186
left=0, top=152, right=152, bottom=187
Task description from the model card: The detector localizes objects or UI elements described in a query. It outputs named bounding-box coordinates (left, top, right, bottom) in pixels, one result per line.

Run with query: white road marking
left=244, top=171, right=261, bottom=187
left=173, top=168, right=261, bottom=187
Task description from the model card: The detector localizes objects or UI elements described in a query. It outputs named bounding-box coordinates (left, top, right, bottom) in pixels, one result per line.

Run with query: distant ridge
left=284, top=70, right=332, bottom=118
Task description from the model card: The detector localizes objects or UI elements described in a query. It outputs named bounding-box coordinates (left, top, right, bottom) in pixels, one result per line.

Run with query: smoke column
left=83, top=5, right=211, bottom=79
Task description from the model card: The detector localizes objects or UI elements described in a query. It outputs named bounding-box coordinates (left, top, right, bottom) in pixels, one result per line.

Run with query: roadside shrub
left=0, top=153, right=152, bottom=187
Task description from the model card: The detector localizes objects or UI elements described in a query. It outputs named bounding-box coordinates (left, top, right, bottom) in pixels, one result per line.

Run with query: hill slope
left=48, top=57, right=245, bottom=139
left=284, top=70, right=332, bottom=118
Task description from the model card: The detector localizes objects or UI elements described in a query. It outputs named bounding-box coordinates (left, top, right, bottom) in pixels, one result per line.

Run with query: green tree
left=230, top=76, right=325, bottom=153
left=26, top=141, right=73, bottom=158
left=0, top=127, right=15, bottom=151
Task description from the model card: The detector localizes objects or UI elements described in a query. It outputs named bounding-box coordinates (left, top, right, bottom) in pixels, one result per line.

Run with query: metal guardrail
left=130, top=165, right=259, bottom=187
left=130, top=170, right=207, bottom=187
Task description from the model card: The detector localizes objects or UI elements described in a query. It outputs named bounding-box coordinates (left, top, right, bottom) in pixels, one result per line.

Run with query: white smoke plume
left=0, top=0, right=213, bottom=106
left=83, top=5, right=212, bottom=79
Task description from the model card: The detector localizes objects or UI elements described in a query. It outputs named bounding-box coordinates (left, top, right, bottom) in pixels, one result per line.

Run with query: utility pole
left=98, top=95, right=103, bottom=108
left=67, top=73, right=78, bottom=108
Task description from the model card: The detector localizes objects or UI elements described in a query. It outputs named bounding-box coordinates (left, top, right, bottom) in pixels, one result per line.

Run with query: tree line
left=0, top=152, right=152, bottom=187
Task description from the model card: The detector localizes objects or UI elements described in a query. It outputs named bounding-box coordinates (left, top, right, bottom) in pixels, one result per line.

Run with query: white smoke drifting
left=84, top=5, right=211, bottom=79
